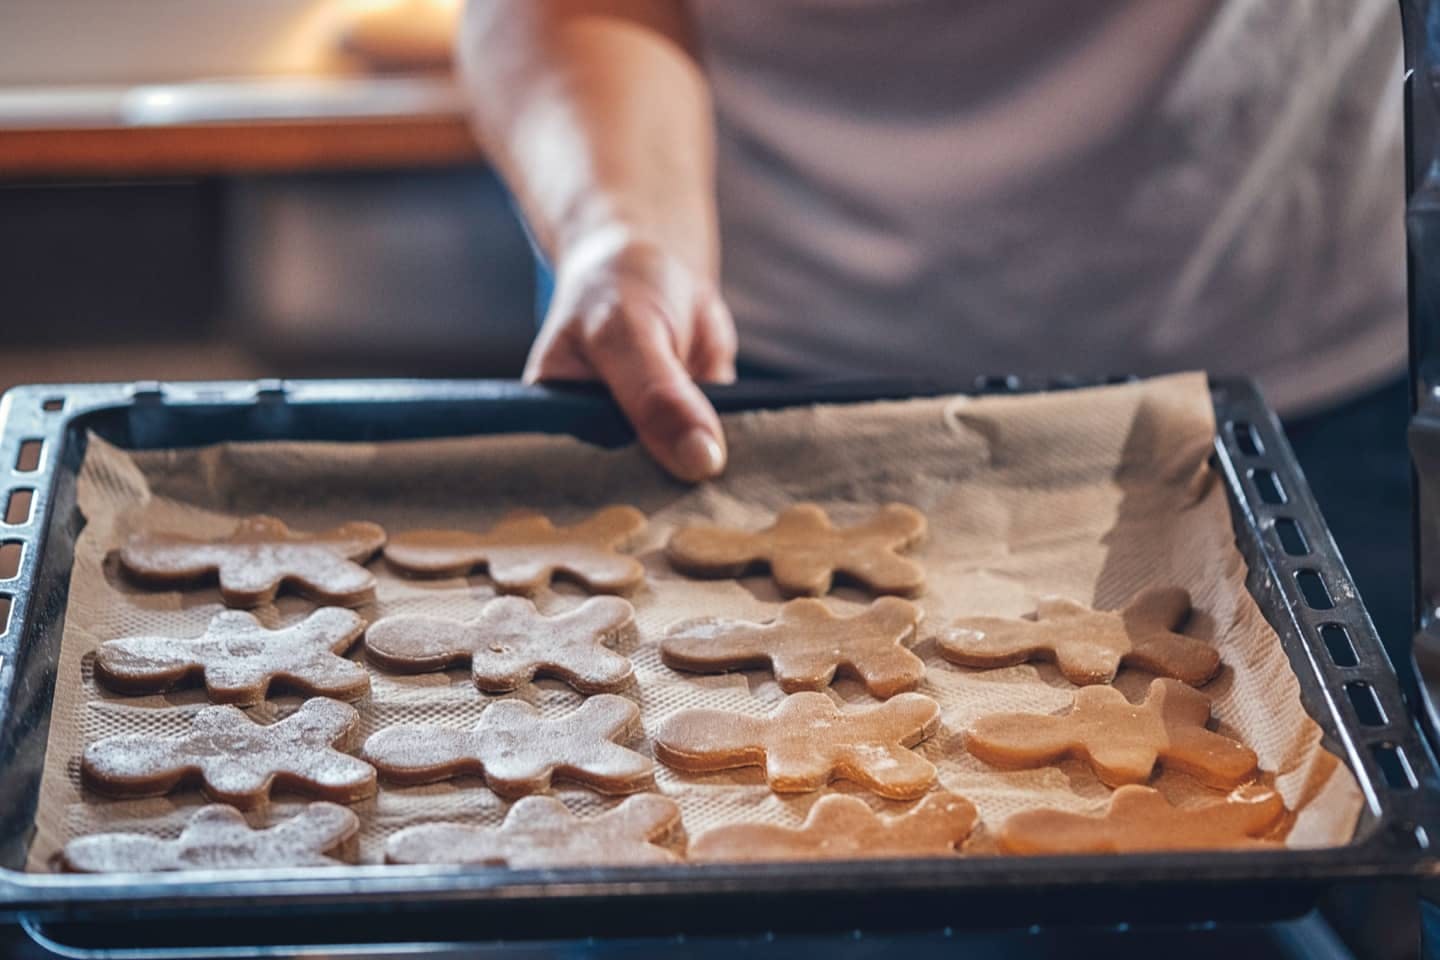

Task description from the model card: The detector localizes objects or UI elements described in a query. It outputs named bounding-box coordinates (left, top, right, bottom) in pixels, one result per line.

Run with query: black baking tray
left=0, top=376, right=1437, bottom=954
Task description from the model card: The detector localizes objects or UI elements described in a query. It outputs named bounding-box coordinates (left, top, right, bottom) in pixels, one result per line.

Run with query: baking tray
left=0, top=376, right=1436, bottom=954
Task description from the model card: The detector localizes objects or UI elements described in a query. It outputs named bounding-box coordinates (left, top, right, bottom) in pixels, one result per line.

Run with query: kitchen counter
left=0, top=74, right=479, bottom=177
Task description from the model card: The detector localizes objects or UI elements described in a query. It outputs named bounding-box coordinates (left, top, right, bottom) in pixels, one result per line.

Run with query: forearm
left=457, top=0, right=719, bottom=279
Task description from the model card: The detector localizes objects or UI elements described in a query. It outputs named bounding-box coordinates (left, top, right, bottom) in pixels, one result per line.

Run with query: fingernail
left=674, top=428, right=725, bottom=481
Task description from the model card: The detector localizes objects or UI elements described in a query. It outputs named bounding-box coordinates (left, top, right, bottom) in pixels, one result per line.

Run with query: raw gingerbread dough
left=965, top=678, right=1257, bottom=788
left=361, top=694, right=652, bottom=797
left=60, top=802, right=359, bottom=872
left=688, top=792, right=978, bottom=863
left=385, top=794, right=681, bottom=867
left=385, top=506, right=645, bottom=594
left=998, top=784, right=1285, bottom=854
left=119, top=515, right=386, bottom=608
left=81, top=697, right=376, bottom=809
left=666, top=503, right=926, bottom=597
left=939, top=587, right=1219, bottom=686
left=365, top=596, right=634, bottom=694
left=95, top=607, right=370, bottom=705
left=661, top=597, right=925, bottom=698
left=653, top=691, right=941, bottom=799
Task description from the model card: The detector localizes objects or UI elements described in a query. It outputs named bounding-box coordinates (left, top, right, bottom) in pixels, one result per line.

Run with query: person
left=458, top=1, right=1411, bottom=661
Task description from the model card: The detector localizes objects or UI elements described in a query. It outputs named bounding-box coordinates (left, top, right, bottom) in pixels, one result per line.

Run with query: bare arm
left=458, top=0, right=734, bottom=481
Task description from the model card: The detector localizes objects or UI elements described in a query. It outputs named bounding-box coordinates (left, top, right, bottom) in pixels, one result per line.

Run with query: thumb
left=584, top=309, right=727, bottom=483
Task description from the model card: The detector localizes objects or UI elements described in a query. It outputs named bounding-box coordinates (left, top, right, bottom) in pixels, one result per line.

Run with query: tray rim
left=0, top=375, right=1436, bottom=928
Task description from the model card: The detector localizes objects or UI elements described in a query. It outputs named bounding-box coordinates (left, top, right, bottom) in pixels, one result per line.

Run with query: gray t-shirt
left=690, top=0, right=1405, bottom=413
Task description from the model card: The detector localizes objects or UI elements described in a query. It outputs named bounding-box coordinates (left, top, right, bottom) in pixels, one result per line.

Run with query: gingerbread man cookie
left=60, top=802, right=360, bottom=872
left=362, top=694, right=651, bottom=797
left=661, top=597, right=925, bottom=698
left=667, top=503, right=927, bottom=597
left=95, top=608, right=370, bottom=705
left=998, top=784, right=1285, bottom=855
left=688, top=792, right=978, bottom=863
left=119, top=515, right=386, bottom=608
left=385, top=506, right=645, bottom=594
left=653, top=691, right=941, bottom=799
left=965, top=678, right=1257, bottom=788
left=365, top=596, right=634, bottom=694
left=82, top=697, right=376, bottom=808
left=385, top=794, right=681, bottom=867
left=939, top=588, right=1219, bottom=687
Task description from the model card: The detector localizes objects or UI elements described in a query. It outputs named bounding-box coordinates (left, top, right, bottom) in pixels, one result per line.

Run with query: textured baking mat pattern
left=25, top=373, right=1363, bottom=869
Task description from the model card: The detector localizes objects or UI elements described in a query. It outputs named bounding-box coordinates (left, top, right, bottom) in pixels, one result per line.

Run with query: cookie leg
left=1051, top=642, right=1125, bottom=686
left=213, top=559, right=285, bottom=607
left=1082, top=741, right=1164, bottom=787
left=835, top=553, right=925, bottom=597
left=290, top=553, right=376, bottom=606
left=834, top=743, right=937, bottom=799
left=1163, top=727, right=1259, bottom=789
left=542, top=646, right=634, bottom=694
left=564, top=553, right=646, bottom=594
left=845, top=645, right=926, bottom=698
left=1126, top=634, right=1221, bottom=686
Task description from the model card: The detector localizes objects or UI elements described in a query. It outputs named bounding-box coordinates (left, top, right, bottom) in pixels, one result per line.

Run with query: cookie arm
left=61, top=832, right=179, bottom=873
left=94, top=635, right=204, bottom=694
left=362, top=726, right=485, bottom=785
left=81, top=736, right=194, bottom=798
left=386, top=822, right=509, bottom=865
left=653, top=709, right=768, bottom=773
left=364, top=615, right=482, bottom=672
left=118, top=536, right=220, bottom=583
left=965, top=714, right=1080, bottom=771
left=938, top=618, right=1046, bottom=668
left=660, top=619, right=776, bottom=675
left=384, top=530, right=486, bottom=577
left=666, top=527, right=763, bottom=578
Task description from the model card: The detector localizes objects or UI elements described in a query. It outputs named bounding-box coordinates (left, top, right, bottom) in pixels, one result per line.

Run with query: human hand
left=524, top=228, right=737, bottom=482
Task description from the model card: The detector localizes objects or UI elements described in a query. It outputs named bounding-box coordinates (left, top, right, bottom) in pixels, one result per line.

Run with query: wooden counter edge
left=0, top=115, right=483, bottom=179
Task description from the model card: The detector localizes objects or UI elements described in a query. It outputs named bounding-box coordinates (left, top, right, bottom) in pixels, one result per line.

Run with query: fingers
left=523, top=320, right=593, bottom=383
left=584, top=303, right=727, bottom=483
left=522, top=232, right=734, bottom=482
left=688, top=291, right=738, bottom=383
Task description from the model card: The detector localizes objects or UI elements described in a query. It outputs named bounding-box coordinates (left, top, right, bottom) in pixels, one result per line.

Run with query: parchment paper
left=25, top=372, right=1363, bottom=870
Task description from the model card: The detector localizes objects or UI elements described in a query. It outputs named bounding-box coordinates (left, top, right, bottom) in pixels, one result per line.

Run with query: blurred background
left=0, top=0, right=537, bottom=394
